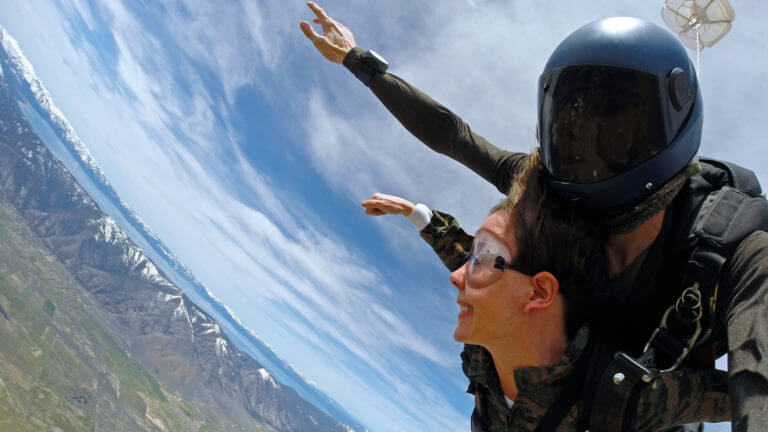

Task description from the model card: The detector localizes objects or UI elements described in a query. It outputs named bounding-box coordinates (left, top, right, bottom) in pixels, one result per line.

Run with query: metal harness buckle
left=587, top=285, right=704, bottom=432
left=641, top=283, right=704, bottom=372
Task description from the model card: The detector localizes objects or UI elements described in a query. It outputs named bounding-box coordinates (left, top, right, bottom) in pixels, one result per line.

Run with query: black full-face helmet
left=538, top=17, right=701, bottom=212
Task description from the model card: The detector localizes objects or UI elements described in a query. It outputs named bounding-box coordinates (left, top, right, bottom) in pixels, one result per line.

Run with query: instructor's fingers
left=307, top=2, right=331, bottom=22
left=299, top=21, right=322, bottom=42
left=365, top=208, right=385, bottom=216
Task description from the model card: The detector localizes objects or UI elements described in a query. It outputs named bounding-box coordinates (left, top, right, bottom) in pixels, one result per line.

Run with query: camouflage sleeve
left=631, top=368, right=731, bottom=432
left=419, top=210, right=473, bottom=272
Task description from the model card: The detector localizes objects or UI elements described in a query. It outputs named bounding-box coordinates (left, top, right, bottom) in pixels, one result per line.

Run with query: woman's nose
left=450, top=263, right=467, bottom=291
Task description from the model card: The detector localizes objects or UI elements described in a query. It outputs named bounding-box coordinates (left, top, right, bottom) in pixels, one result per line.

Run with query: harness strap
left=589, top=352, right=657, bottom=432
left=588, top=183, right=768, bottom=430
left=698, top=157, right=762, bottom=195
left=649, top=184, right=768, bottom=368
left=647, top=282, right=706, bottom=370
left=583, top=161, right=767, bottom=431
left=576, top=336, right=615, bottom=431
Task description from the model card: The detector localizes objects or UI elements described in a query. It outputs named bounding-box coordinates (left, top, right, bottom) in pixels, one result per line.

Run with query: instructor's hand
left=361, top=193, right=415, bottom=217
left=300, top=2, right=356, bottom=64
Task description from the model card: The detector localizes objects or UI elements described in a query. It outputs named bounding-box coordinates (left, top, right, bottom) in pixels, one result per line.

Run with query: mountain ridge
left=0, top=24, right=365, bottom=431
left=0, top=26, right=360, bottom=432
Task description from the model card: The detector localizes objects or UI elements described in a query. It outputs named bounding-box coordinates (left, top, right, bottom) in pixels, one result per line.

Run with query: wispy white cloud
left=300, top=0, right=768, bottom=231
left=1, top=1, right=471, bottom=430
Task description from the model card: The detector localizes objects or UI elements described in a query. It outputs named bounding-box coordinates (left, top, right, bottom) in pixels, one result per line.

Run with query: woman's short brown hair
left=491, top=148, right=607, bottom=337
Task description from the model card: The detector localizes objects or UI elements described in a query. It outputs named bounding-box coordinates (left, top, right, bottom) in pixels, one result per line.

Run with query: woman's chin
left=453, top=326, right=472, bottom=343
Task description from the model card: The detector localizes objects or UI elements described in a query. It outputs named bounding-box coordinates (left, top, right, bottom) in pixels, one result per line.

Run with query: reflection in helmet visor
left=541, top=66, right=667, bottom=184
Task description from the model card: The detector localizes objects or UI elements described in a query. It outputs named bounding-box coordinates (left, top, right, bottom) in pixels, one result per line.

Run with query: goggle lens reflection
left=466, top=231, right=512, bottom=287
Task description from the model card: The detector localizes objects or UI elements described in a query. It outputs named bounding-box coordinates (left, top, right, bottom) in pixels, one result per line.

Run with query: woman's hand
left=300, top=2, right=356, bottom=64
left=361, top=193, right=415, bottom=216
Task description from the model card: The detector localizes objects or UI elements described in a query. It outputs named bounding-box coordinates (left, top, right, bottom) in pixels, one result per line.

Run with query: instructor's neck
left=606, top=210, right=665, bottom=277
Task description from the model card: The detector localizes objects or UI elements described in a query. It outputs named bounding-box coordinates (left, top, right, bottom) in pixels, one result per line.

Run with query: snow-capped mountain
left=0, top=25, right=365, bottom=432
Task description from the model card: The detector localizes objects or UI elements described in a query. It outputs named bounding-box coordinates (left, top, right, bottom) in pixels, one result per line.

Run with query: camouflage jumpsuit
left=420, top=210, right=731, bottom=431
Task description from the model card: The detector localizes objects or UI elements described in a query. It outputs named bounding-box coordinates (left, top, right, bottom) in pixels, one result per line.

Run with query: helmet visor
left=540, top=65, right=668, bottom=184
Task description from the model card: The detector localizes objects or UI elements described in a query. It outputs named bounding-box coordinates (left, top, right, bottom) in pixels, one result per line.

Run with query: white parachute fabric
left=661, top=0, right=735, bottom=52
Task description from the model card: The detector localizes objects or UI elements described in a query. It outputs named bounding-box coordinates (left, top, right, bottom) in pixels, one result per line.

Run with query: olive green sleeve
left=721, top=230, right=768, bottom=432
left=419, top=210, right=473, bottom=272
left=631, top=368, right=731, bottom=431
left=368, top=72, right=527, bottom=195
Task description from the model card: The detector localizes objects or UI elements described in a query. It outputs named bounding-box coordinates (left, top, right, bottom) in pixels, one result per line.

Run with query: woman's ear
left=523, top=271, right=559, bottom=313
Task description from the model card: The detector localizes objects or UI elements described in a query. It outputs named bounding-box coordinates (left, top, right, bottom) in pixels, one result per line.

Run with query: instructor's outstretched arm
left=300, top=2, right=525, bottom=195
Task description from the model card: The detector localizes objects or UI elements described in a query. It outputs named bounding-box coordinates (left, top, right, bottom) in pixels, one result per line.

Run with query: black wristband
left=343, top=47, right=388, bottom=87
left=343, top=47, right=365, bottom=71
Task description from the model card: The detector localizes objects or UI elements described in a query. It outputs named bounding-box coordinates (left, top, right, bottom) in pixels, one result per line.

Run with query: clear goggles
left=466, top=230, right=519, bottom=288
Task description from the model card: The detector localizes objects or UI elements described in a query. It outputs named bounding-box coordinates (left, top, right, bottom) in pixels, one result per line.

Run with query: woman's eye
left=477, top=254, right=495, bottom=268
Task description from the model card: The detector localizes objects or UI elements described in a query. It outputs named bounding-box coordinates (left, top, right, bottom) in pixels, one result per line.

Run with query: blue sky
left=1, top=1, right=765, bottom=431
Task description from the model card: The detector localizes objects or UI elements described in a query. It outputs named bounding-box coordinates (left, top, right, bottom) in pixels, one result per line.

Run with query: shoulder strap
left=682, top=185, right=768, bottom=352
left=698, top=157, right=763, bottom=195
left=690, top=185, right=768, bottom=255
left=587, top=161, right=767, bottom=430
left=648, top=183, right=768, bottom=368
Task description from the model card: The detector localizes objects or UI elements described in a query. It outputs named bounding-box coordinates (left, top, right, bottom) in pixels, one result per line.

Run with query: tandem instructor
left=301, top=3, right=768, bottom=431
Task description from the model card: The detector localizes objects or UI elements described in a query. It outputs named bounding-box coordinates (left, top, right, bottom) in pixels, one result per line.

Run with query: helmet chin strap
left=605, top=163, right=701, bottom=234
